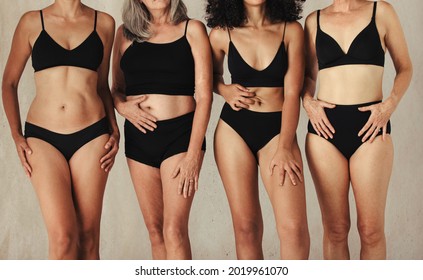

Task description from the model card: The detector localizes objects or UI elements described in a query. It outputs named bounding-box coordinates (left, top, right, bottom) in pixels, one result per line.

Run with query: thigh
left=350, top=136, right=393, bottom=227
left=258, top=135, right=307, bottom=225
left=305, top=134, right=351, bottom=224
left=26, top=138, right=77, bottom=236
left=160, top=152, right=200, bottom=225
left=214, top=120, right=261, bottom=226
left=127, top=159, right=163, bottom=227
left=69, top=134, right=110, bottom=231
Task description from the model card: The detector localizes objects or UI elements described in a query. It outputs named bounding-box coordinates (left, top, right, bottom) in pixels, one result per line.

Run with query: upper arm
left=378, top=1, right=412, bottom=73
left=96, top=12, right=115, bottom=92
left=2, top=12, right=36, bottom=89
left=209, top=27, right=228, bottom=78
left=284, top=21, right=305, bottom=96
left=111, top=25, right=128, bottom=94
left=186, top=20, right=212, bottom=98
left=304, top=12, right=319, bottom=85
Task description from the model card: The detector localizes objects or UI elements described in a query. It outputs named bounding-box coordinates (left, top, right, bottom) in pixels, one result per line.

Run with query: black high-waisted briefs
left=307, top=101, right=391, bottom=159
left=124, top=111, right=206, bottom=168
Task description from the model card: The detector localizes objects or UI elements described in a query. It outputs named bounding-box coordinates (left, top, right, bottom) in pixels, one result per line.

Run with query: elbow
left=396, top=60, right=413, bottom=81
left=195, top=91, right=213, bottom=108
left=1, top=78, right=17, bottom=97
left=408, top=63, right=413, bottom=80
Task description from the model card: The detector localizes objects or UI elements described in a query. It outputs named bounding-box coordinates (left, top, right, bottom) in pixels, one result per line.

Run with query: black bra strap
left=94, top=10, right=97, bottom=31
left=282, top=22, right=287, bottom=42
left=317, top=10, right=321, bottom=28
left=227, top=28, right=232, bottom=41
left=40, top=10, right=45, bottom=30
left=184, top=19, right=190, bottom=36
left=372, top=1, right=377, bottom=20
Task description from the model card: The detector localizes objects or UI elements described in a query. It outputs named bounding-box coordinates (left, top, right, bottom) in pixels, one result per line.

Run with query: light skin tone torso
left=111, top=0, right=212, bottom=260
left=303, top=0, right=412, bottom=141
left=2, top=0, right=118, bottom=259
left=302, top=0, right=412, bottom=260
left=2, top=1, right=119, bottom=175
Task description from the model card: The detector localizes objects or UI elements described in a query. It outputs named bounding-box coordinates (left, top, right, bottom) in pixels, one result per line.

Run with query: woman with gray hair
left=112, top=0, right=212, bottom=259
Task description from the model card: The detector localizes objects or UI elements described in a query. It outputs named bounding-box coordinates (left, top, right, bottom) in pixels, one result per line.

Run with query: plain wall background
left=0, top=0, right=421, bottom=260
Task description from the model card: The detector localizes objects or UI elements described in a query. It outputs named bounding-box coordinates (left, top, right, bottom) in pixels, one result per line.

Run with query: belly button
left=61, top=105, right=66, bottom=110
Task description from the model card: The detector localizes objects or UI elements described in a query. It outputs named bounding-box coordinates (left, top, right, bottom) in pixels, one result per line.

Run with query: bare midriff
left=126, top=94, right=196, bottom=120
left=240, top=86, right=284, bottom=112
left=317, top=64, right=384, bottom=104
left=27, top=66, right=106, bottom=133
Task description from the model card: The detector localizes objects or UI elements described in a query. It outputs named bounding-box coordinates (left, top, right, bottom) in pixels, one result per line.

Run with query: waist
left=27, top=94, right=105, bottom=132
left=231, top=87, right=285, bottom=112
left=317, top=66, right=383, bottom=105
left=125, top=84, right=194, bottom=97
left=321, top=100, right=382, bottom=110
left=127, top=94, right=196, bottom=120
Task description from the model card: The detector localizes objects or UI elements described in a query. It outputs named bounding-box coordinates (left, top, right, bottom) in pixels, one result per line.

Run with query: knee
left=235, top=220, right=262, bottom=244
left=325, top=221, right=350, bottom=244
left=163, top=225, right=188, bottom=247
left=146, top=223, right=165, bottom=246
left=50, top=230, right=78, bottom=258
left=358, top=222, right=385, bottom=247
left=79, top=228, right=99, bottom=253
left=278, top=220, right=309, bottom=244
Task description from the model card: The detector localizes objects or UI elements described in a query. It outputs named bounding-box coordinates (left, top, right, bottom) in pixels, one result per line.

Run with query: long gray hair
left=122, top=0, right=189, bottom=42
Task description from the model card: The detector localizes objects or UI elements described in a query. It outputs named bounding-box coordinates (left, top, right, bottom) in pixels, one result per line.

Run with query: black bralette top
left=316, top=1, right=385, bottom=70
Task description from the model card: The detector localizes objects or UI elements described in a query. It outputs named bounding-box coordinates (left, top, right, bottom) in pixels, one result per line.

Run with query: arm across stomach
left=238, top=87, right=285, bottom=112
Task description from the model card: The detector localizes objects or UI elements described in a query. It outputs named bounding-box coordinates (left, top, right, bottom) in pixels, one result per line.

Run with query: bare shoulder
left=96, top=10, right=115, bottom=31
left=304, top=10, right=318, bottom=30
left=116, top=24, right=125, bottom=38
left=186, top=19, right=207, bottom=36
left=17, top=10, right=42, bottom=32
left=115, top=24, right=129, bottom=44
left=286, top=21, right=303, bottom=34
left=284, top=21, right=304, bottom=46
left=375, top=0, right=396, bottom=17
left=209, top=27, right=230, bottom=49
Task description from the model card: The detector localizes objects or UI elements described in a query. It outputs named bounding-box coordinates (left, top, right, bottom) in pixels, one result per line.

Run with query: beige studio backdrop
left=0, top=0, right=422, bottom=260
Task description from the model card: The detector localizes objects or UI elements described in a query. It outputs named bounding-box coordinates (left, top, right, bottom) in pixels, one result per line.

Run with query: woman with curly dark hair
left=206, top=0, right=309, bottom=259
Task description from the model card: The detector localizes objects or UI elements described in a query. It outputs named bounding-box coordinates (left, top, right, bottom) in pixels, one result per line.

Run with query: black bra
left=316, top=1, right=385, bottom=70
left=32, top=10, right=103, bottom=72
left=228, top=23, right=288, bottom=88
left=120, top=20, right=195, bottom=96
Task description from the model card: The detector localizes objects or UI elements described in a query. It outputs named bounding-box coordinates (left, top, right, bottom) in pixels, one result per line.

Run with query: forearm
left=301, top=76, right=317, bottom=104
left=110, top=86, right=127, bottom=116
left=279, top=95, right=300, bottom=150
left=2, top=85, right=23, bottom=140
left=187, top=95, right=212, bottom=156
left=385, top=65, right=413, bottom=109
left=99, top=88, right=119, bottom=134
left=213, top=74, right=226, bottom=96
